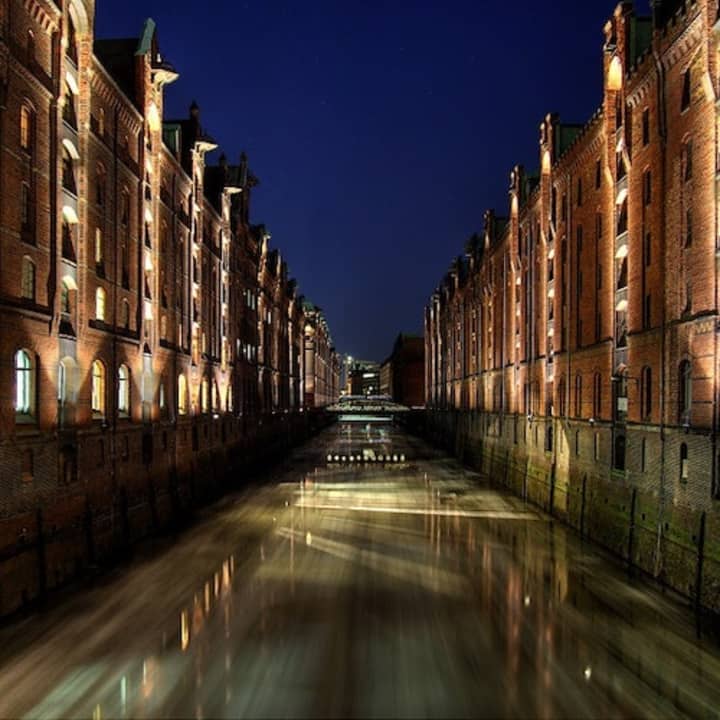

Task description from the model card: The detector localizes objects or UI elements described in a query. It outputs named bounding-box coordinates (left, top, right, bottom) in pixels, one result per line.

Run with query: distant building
left=347, top=360, right=380, bottom=396
left=381, top=334, right=425, bottom=407
left=302, top=301, right=340, bottom=408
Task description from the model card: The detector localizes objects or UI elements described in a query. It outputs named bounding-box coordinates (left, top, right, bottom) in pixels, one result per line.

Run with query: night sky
left=96, top=0, right=651, bottom=362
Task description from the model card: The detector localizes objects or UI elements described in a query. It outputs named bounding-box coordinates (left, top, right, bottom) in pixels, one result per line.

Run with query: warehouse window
left=21, top=257, right=35, bottom=301
left=614, top=434, right=626, bottom=471
left=681, top=68, right=691, bottom=112
left=95, top=287, right=106, bottom=321
left=15, top=350, right=34, bottom=418
left=117, top=365, right=130, bottom=416
left=679, top=360, right=692, bottom=424
left=91, top=360, right=106, bottom=417
left=680, top=444, right=689, bottom=482
left=641, top=366, right=652, bottom=420
left=178, top=374, right=188, bottom=415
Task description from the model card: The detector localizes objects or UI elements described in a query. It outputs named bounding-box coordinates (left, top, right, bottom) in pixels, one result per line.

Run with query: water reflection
left=0, top=422, right=719, bottom=718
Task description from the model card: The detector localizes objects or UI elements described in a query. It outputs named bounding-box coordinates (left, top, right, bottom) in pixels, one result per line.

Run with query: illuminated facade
left=425, top=0, right=720, bottom=611
left=0, top=0, right=337, bottom=615
left=302, top=300, right=340, bottom=408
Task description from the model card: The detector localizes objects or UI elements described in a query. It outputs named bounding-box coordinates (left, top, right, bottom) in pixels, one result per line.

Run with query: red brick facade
left=0, top=1, right=338, bottom=616
left=381, top=334, right=425, bottom=408
left=425, top=0, right=720, bottom=611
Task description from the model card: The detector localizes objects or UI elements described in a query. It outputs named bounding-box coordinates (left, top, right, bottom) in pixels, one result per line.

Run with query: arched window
left=21, top=257, right=35, bottom=301
left=159, top=378, right=166, bottom=411
left=26, top=30, right=35, bottom=64
left=641, top=366, right=652, bottom=420
left=91, top=360, right=106, bottom=416
left=98, top=108, right=106, bottom=137
left=118, top=364, right=130, bottom=415
left=15, top=350, right=34, bottom=417
left=680, top=443, right=689, bottom=482
left=557, top=376, right=566, bottom=417
left=96, top=286, right=106, bottom=321
left=679, top=360, right=692, bottom=424
left=178, top=373, right=188, bottom=415
left=227, top=383, right=234, bottom=413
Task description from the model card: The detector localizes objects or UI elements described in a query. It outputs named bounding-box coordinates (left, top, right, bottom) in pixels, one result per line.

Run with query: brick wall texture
left=425, top=0, right=720, bottom=614
left=0, top=0, right=340, bottom=617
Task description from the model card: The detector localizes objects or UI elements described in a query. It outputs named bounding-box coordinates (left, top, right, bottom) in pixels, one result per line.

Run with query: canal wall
left=408, top=409, right=720, bottom=616
left=0, top=410, right=332, bottom=620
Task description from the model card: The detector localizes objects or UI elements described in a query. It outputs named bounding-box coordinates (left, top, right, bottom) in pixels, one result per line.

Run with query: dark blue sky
left=96, top=0, right=651, bottom=362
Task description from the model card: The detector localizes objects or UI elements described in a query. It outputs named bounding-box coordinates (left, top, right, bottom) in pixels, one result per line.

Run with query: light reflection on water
left=0, top=422, right=719, bottom=718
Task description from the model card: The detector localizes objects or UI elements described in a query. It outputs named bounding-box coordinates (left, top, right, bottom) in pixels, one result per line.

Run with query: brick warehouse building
left=0, top=0, right=340, bottom=617
left=425, top=0, right=720, bottom=613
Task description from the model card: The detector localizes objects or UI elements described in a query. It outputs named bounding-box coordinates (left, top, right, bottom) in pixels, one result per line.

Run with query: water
left=0, top=421, right=718, bottom=718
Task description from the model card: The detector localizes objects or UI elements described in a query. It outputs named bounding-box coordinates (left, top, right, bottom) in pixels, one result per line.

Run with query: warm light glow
left=607, top=56, right=623, bottom=90
left=62, top=205, right=79, bottom=224
left=542, top=150, right=551, bottom=174
left=147, top=102, right=161, bottom=133
left=62, top=137, right=80, bottom=160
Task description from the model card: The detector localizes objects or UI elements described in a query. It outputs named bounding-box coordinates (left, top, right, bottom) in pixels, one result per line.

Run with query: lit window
left=95, top=227, right=104, bottom=266
left=96, top=286, right=106, bottom=321
left=61, top=280, right=71, bottom=314
left=178, top=374, right=188, bottom=415
left=202, top=378, right=209, bottom=413
left=117, top=364, right=130, bottom=415
left=21, top=257, right=35, bottom=301
left=91, top=360, right=106, bottom=416
left=20, top=106, right=32, bottom=151
left=680, top=443, right=689, bottom=482
left=15, top=350, right=33, bottom=416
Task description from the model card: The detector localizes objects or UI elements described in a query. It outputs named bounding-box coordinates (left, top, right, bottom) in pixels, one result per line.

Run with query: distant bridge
left=326, top=395, right=411, bottom=417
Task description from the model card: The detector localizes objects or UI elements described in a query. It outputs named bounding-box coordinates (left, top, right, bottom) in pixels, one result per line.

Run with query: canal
left=0, top=419, right=719, bottom=718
